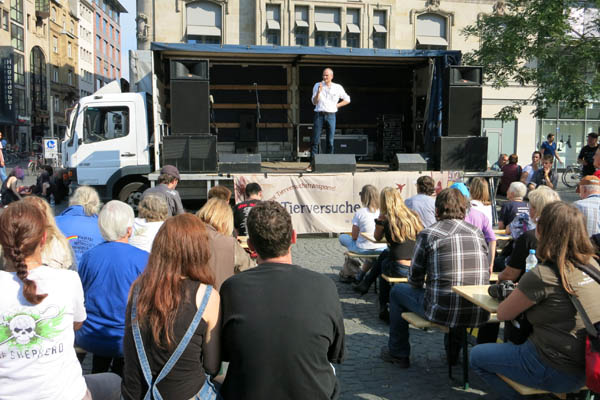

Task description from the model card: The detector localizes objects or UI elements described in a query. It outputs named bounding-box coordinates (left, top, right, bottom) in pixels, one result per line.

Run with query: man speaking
left=308, top=68, right=350, bottom=171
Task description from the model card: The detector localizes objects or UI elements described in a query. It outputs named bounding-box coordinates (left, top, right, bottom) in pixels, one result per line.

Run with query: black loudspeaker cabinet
left=319, top=135, right=368, bottom=156
left=170, top=59, right=209, bottom=81
left=311, top=154, right=356, bottom=173
left=219, top=153, right=262, bottom=173
left=162, top=135, right=218, bottom=172
left=434, top=136, right=488, bottom=172
left=447, top=66, right=482, bottom=86
left=171, top=80, right=210, bottom=135
left=443, top=86, right=482, bottom=137
left=239, top=114, right=257, bottom=142
left=390, top=153, right=428, bottom=171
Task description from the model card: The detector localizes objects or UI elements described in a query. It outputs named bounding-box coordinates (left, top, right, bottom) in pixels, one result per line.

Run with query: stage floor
left=260, top=160, right=393, bottom=173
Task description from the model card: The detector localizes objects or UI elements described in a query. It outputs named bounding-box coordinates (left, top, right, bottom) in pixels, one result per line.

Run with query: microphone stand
left=254, top=82, right=266, bottom=160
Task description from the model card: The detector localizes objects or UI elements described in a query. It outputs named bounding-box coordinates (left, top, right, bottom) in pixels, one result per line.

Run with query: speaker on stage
left=311, top=154, right=356, bottom=173
left=390, top=153, right=428, bottom=171
left=219, top=153, right=262, bottom=173
left=434, top=136, right=488, bottom=172
left=162, top=135, right=218, bottom=172
left=170, top=59, right=209, bottom=81
left=443, top=66, right=482, bottom=137
left=171, top=80, right=210, bottom=135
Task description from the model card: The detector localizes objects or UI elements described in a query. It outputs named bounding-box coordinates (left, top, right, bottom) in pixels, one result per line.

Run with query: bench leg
left=463, top=327, right=469, bottom=390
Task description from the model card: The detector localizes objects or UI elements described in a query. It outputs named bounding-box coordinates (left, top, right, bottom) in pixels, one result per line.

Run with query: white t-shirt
left=522, top=164, right=538, bottom=185
left=0, top=266, right=88, bottom=400
left=352, top=207, right=387, bottom=250
left=312, top=82, right=351, bottom=113
left=470, top=200, right=494, bottom=227
left=130, top=218, right=164, bottom=253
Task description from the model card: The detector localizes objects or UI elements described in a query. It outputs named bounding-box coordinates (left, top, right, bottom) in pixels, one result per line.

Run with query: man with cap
left=141, top=165, right=184, bottom=216
left=578, top=132, right=599, bottom=176
left=574, top=175, right=600, bottom=236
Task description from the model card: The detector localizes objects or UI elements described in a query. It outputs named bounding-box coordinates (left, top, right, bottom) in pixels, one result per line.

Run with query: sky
left=120, top=0, right=136, bottom=80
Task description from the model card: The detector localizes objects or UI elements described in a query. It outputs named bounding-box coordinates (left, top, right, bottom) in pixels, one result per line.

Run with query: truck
left=61, top=43, right=476, bottom=206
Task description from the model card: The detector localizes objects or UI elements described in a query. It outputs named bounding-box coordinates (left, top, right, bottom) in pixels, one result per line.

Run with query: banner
left=233, top=171, right=453, bottom=234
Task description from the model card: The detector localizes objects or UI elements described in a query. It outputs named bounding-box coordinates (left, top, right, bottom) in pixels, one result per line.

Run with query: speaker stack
left=436, top=66, right=486, bottom=171
left=164, top=59, right=217, bottom=172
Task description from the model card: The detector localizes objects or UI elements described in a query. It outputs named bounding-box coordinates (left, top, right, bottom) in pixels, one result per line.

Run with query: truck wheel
left=118, top=182, right=148, bottom=212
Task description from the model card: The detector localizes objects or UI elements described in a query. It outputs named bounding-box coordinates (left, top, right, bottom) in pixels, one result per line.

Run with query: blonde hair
left=360, top=185, right=379, bottom=212
left=138, top=194, right=168, bottom=222
left=469, top=177, right=491, bottom=206
left=23, top=197, right=76, bottom=270
left=380, top=187, right=423, bottom=243
left=527, top=186, right=560, bottom=220
left=69, top=185, right=101, bottom=216
left=196, top=198, right=234, bottom=235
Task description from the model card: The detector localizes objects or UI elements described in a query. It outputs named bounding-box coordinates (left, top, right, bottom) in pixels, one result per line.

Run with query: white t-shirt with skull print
left=0, top=266, right=87, bottom=400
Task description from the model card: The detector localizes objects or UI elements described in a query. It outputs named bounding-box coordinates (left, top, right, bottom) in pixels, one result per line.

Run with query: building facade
left=92, top=0, right=125, bottom=91
left=78, top=0, right=94, bottom=97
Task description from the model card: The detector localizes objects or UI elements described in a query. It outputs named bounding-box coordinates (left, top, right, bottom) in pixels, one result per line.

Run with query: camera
left=488, top=281, right=516, bottom=301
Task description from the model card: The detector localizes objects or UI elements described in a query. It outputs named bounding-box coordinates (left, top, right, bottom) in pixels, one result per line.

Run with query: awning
left=416, top=36, right=448, bottom=46
left=347, top=23, right=360, bottom=33
left=295, top=20, right=309, bottom=28
left=373, top=24, right=387, bottom=33
left=315, top=21, right=341, bottom=32
left=267, top=19, right=281, bottom=30
left=187, top=25, right=222, bottom=37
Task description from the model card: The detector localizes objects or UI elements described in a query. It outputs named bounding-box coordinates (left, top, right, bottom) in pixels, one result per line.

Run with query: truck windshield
left=83, top=106, right=130, bottom=144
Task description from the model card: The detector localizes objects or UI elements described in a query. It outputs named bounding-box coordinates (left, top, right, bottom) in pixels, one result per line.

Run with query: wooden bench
left=344, top=251, right=379, bottom=259
left=498, top=375, right=592, bottom=399
left=401, top=312, right=449, bottom=333
left=381, top=274, right=408, bottom=284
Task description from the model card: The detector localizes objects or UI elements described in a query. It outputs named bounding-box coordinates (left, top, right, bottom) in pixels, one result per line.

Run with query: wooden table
left=360, top=232, right=387, bottom=243
left=452, top=285, right=500, bottom=313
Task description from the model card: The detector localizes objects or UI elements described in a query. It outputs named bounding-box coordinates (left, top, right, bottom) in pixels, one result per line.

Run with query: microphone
left=253, top=82, right=257, bottom=86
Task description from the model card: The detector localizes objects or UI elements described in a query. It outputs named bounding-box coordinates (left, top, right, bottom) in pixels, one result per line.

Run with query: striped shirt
left=409, top=219, right=491, bottom=328
left=574, top=194, right=600, bottom=236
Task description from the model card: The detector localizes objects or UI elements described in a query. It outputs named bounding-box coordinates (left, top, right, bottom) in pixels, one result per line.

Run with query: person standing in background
left=540, top=133, right=563, bottom=168
left=578, top=132, right=599, bottom=176
left=233, top=182, right=262, bottom=237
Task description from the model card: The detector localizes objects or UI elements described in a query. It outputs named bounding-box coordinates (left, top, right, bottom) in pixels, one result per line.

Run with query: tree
left=462, top=0, right=600, bottom=120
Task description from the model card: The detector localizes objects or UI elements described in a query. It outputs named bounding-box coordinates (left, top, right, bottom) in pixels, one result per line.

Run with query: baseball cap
left=576, top=175, right=600, bottom=193
left=160, top=165, right=180, bottom=180
left=588, top=132, right=599, bottom=139
left=450, top=182, right=470, bottom=199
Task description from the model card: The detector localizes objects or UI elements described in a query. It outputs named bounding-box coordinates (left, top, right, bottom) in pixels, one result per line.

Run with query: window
left=416, top=13, right=448, bottom=49
left=185, top=1, right=222, bottom=44
left=2, top=9, right=8, bottom=30
left=30, top=46, right=47, bottom=112
left=70, top=21, right=74, bottom=34
left=294, top=6, right=308, bottom=46
left=97, top=57, right=101, bottom=71
left=52, top=66, right=58, bottom=82
left=67, top=41, right=72, bottom=58
left=314, top=8, right=341, bottom=47
left=83, top=106, right=130, bottom=143
left=109, top=24, right=113, bottom=40
left=68, top=70, right=72, bottom=85
left=265, top=4, right=281, bottom=45
left=15, top=88, right=25, bottom=116
left=103, top=18, right=107, bottom=35
left=104, top=40, right=108, bottom=57
left=110, top=45, right=114, bottom=61
left=116, top=30, right=119, bottom=43
left=372, top=10, right=387, bottom=49
left=11, top=24, right=23, bottom=51
left=53, top=95, right=60, bottom=113
left=96, top=35, right=101, bottom=52
left=53, top=35, right=58, bottom=53
left=10, top=0, right=23, bottom=24
left=96, top=12, right=100, bottom=30
left=14, top=53, right=24, bottom=85
left=346, top=9, right=360, bottom=48
left=116, top=49, right=120, bottom=63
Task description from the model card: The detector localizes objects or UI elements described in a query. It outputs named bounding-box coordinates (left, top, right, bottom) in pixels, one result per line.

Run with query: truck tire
left=118, top=182, right=148, bottom=212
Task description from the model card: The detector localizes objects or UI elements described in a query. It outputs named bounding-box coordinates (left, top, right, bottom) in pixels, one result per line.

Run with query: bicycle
left=28, top=153, right=44, bottom=175
left=561, top=164, right=583, bottom=189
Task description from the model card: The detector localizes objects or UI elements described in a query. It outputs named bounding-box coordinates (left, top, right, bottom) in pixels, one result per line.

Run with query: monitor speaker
left=434, top=136, right=488, bottom=172
left=171, top=80, right=210, bottom=135
left=443, top=86, right=482, bottom=137
left=162, top=135, right=217, bottom=172
left=219, top=153, right=262, bottom=173
left=170, top=59, right=209, bottom=81
left=390, top=153, right=428, bottom=171
left=311, top=154, right=356, bottom=173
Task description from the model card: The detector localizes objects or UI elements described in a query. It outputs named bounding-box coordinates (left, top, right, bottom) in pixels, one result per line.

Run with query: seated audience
left=233, top=182, right=262, bottom=236
left=381, top=188, right=490, bottom=368
left=75, top=200, right=149, bottom=376
left=1, top=167, right=27, bottom=206
left=30, top=165, right=53, bottom=200
left=0, top=201, right=121, bottom=400
left=498, top=181, right=529, bottom=230
left=196, top=198, right=255, bottom=289
left=469, top=177, right=494, bottom=225
left=491, top=153, right=509, bottom=190
left=142, top=165, right=184, bottom=216
left=130, top=194, right=168, bottom=253
left=498, top=154, right=522, bottom=196
left=574, top=175, right=600, bottom=236
left=208, top=185, right=232, bottom=202
left=405, top=176, right=436, bottom=228
left=55, top=186, right=104, bottom=266
left=23, top=196, right=76, bottom=270
left=471, top=202, right=600, bottom=398
left=520, top=151, right=542, bottom=187
left=121, top=214, right=221, bottom=400
left=220, top=201, right=345, bottom=399
left=528, top=154, right=557, bottom=190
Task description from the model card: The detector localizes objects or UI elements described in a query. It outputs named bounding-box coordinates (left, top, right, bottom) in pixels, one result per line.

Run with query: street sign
left=43, top=138, right=58, bottom=159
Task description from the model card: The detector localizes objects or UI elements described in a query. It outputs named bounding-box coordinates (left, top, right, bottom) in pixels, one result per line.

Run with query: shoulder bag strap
left=130, top=286, right=155, bottom=400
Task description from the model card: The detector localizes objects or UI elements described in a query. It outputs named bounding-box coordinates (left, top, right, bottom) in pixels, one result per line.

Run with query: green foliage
left=463, top=0, right=600, bottom=120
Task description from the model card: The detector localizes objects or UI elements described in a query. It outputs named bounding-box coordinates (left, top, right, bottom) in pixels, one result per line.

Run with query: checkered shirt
left=409, top=219, right=491, bottom=328
left=574, top=194, right=600, bottom=236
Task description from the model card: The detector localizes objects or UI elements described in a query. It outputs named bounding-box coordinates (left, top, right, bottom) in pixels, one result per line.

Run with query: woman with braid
left=0, top=201, right=121, bottom=400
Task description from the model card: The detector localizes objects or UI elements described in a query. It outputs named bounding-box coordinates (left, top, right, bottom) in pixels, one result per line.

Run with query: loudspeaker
left=319, top=135, right=368, bottom=156
left=239, top=114, right=257, bottom=142
left=447, top=66, right=482, bottom=86
left=219, top=153, right=262, bottom=173
left=162, top=135, right=218, bottom=172
left=434, top=136, right=488, bottom=172
left=390, top=153, right=428, bottom=171
left=311, top=154, right=356, bottom=173
left=170, top=59, right=209, bottom=81
left=171, top=80, right=210, bottom=135
left=443, top=86, right=482, bottom=137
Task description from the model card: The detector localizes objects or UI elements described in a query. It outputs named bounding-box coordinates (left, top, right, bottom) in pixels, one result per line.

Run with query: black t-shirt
left=233, top=199, right=260, bottom=236
left=220, top=262, right=345, bottom=400
left=498, top=201, right=529, bottom=227
left=507, top=229, right=538, bottom=280
left=579, top=144, right=599, bottom=176
left=383, top=220, right=416, bottom=259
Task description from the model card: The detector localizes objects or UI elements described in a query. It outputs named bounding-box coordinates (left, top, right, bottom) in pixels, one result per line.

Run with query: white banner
left=233, top=171, right=453, bottom=234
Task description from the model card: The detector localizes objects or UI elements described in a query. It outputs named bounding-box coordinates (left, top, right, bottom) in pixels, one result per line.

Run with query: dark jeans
left=312, top=111, right=336, bottom=157
left=92, top=354, right=124, bottom=377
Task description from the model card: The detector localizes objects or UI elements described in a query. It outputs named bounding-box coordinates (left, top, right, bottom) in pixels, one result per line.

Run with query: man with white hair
left=574, top=175, right=600, bottom=236
left=75, top=200, right=149, bottom=376
left=497, top=181, right=529, bottom=230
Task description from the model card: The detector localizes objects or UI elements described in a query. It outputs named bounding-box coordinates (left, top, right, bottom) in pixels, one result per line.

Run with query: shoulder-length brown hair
left=536, top=202, right=595, bottom=294
left=132, top=214, right=214, bottom=349
left=469, top=177, right=491, bottom=206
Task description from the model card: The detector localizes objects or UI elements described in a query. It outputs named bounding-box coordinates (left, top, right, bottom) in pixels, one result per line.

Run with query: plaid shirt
left=574, top=194, right=600, bottom=236
left=409, top=219, right=491, bottom=328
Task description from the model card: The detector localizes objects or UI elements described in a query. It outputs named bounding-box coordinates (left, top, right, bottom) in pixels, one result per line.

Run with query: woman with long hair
left=469, top=177, right=493, bottom=226
left=471, top=202, right=600, bottom=398
left=354, top=187, right=424, bottom=320
left=122, top=214, right=221, bottom=400
left=0, top=201, right=121, bottom=400
left=1, top=166, right=28, bottom=206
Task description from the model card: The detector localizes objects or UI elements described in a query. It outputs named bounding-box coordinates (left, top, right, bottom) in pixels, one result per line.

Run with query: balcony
left=36, top=0, right=50, bottom=19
